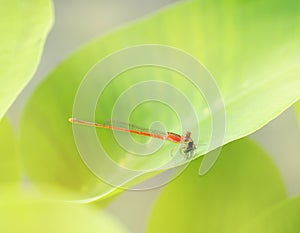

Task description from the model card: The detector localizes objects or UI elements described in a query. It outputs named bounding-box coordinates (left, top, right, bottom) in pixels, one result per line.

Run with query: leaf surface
left=147, top=139, right=286, bottom=233
left=0, top=0, right=53, bottom=119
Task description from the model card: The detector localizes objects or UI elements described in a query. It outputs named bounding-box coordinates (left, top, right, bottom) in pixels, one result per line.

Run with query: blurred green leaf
left=0, top=196, right=129, bottom=233
left=19, top=0, right=300, bottom=201
left=0, top=0, right=53, bottom=120
left=242, top=196, right=300, bottom=233
left=0, top=118, right=20, bottom=186
left=147, top=138, right=286, bottom=233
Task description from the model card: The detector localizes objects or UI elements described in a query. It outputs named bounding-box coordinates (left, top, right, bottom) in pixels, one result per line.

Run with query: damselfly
left=69, top=118, right=196, bottom=159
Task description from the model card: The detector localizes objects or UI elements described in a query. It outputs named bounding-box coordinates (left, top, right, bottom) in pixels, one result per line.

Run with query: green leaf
left=0, top=118, right=20, bottom=186
left=19, top=0, right=300, bottom=200
left=242, top=196, right=300, bottom=233
left=0, top=196, right=129, bottom=233
left=0, top=0, right=53, bottom=120
left=147, top=139, right=286, bottom=233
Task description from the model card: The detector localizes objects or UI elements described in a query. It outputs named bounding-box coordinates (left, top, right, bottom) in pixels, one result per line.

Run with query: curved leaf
left=0, top=118, right=20, bottom=186
left=19, top=0, right=300, bottom=201
left=0, top=196, right=129, bottom=233
left=242, top=196, right=300, bottom=233
left=147, top=139, right=286, bottom=233
left=0, top=0, right=53, bottom=119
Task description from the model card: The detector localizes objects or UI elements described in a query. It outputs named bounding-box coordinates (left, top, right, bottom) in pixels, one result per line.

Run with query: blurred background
left=7, top=0, right=300, bottom=232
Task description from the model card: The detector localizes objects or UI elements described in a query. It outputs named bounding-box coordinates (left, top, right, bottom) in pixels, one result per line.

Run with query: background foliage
left=0, top=0, right=299, bottom=232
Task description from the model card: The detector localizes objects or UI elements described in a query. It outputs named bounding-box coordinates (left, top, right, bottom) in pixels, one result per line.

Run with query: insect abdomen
left=166, top=132, right=182, bottom=143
